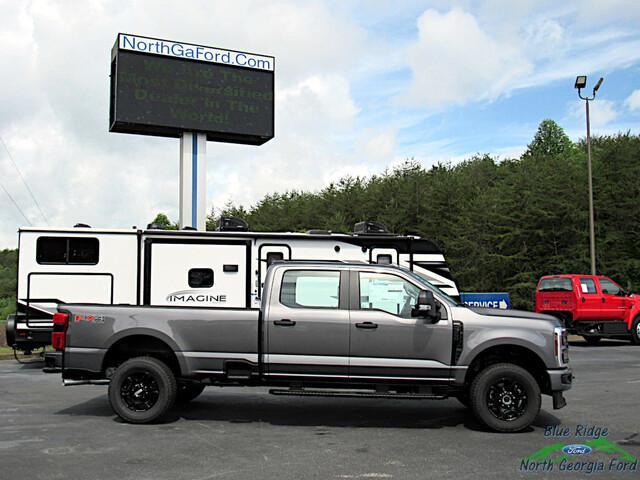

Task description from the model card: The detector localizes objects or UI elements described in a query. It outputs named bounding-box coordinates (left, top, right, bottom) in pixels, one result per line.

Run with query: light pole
left=575, top=75, right=603, bottom=276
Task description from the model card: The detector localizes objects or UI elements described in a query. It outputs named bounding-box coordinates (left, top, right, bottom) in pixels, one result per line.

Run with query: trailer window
left=188, top=268, right=214, bottom=288
left=36, top=237, right=99, bottom=265
left=266, top=252, right=284, bottom=266
left=280, top=270, right=340, bottom=309
left=538, top=277, right=573, bottom=292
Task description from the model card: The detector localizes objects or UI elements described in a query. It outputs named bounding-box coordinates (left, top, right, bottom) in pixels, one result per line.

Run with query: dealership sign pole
left=179, top=132, right=207, bottom=230
left=109, top=34, right=275, bottom=230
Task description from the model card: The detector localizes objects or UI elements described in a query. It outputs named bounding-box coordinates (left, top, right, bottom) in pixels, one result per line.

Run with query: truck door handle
left=356, top=321, right=378, bottom=329
left=274, top=319, right=296, bottom=327
left=581, top=297, right=586, bottom=303
left=601, top=298, right=605, bottom=303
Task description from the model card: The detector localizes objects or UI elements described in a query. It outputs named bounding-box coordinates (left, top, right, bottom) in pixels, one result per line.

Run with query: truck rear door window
left=538, top=278, right=573, bottom=292
left=579, top=278, right=597, bottom=294
left=280, top=270, right=340, bottom=308
left=36, top=237, right=99, bottom=265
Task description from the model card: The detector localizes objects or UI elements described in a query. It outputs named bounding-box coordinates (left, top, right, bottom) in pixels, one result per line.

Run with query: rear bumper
left=43, top=351, right=63, bottom=373
left=12, top=328, right=52, bottom=351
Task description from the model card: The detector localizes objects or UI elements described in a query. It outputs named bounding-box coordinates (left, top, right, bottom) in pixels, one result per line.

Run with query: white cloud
left=401, top=6, right=640, bottom=108
left=402, top=9, right=533, bottom=107
left=625, top=90, right=640, bottom=112
left=0, top=0, right=369, bottom=247
left=568, top=99, right=619, bottom=129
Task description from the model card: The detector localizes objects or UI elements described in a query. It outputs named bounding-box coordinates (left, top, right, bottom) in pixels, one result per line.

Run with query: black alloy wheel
left=120, top=372, right=160, bottom=412
left=108, top=356, right=177, bottom=424
left=486, top=377, right=528, bottom=422
left=470, top=363, right=541, bottom=433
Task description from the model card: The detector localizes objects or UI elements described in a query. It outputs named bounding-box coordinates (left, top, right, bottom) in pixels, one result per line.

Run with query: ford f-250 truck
left=46, top=261, right=572, bottom=432
left=535, top=274, right=640, bottom=345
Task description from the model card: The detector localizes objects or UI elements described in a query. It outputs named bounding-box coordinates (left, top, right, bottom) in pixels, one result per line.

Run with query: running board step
left=269, top=389, right=447, bottom=400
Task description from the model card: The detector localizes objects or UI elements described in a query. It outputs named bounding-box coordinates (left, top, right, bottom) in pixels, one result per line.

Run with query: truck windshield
left=402, top=269, right=461, bottom=307
left=538, top=277, right=573, bottom=292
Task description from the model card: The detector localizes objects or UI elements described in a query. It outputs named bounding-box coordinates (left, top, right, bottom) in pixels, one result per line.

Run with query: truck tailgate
left=537, top=291, right=575, bottom=311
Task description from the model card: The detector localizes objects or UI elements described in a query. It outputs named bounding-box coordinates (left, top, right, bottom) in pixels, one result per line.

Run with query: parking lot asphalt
left=1, top=340, right=638, bottom=480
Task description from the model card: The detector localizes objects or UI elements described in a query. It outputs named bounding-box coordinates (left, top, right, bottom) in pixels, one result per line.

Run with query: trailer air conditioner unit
left=217, top=217, right=249, bottom=232
left=147, top=223, right=166, bottom=230
left=354, top=221, right=390, bottom=235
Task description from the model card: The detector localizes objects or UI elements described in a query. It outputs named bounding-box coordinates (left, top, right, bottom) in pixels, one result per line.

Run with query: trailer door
left=145, top=240, right=250, bottom=308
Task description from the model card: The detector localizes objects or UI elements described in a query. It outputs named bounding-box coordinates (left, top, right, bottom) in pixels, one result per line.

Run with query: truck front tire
left=631, top=317, right=640, bottom=345
left=108, top=356, right=177, bottom=424
left=470, top=363, right=541, bottom=433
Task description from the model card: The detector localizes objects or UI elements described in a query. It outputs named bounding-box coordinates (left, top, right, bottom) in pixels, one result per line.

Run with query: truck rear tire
left=631, top=317, right=640, bottom=345
left=176, top=383, right=206, bottom=404
left=108, top=356, right=177, bottom=424
left=470, top=363, right=541, bottom=433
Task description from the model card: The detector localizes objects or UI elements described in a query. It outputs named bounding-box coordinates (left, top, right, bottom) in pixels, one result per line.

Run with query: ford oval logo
left=562, top=444, right=592, bottom=455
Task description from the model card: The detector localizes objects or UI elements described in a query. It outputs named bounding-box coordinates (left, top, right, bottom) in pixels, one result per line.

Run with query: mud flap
left=552, top=391, right=567, bottom=410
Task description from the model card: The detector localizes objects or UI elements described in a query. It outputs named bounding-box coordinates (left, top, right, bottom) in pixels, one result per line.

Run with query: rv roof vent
left=74, top=223, right=91, bottom=228
left=307, top=229, right=332, bottom=235
left=147, top=222, right=165, bottom=230
left=217, top=216, right=249, bottom=232
left=354, top=221, right=391, bottom=235
left=182, top=226, right=197, bottom=231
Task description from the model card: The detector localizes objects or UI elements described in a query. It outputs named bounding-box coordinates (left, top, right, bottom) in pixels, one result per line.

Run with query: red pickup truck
left=535, top=274, right=640, bottom=345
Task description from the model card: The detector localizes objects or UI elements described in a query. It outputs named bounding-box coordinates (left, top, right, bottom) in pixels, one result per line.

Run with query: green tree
left=0, top=249, right=18, bottom=320
left=524, top=119, right=574, bottom=158
left=149, top=213, right=178, bottom=230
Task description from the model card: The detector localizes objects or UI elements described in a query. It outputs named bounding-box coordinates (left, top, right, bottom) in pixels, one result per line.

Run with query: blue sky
left=0, top=0, right=639, bottom=247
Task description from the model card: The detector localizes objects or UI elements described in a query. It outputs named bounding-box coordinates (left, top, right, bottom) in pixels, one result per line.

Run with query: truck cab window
left=579, top=278, right=597, bottom=294
left=280, top=270, right=340, bottom=308
left=359, top=272, right=420, bottom=318
left=599, top=278, right=621, bottom=295
left=188, top=268, right=214, bottom=288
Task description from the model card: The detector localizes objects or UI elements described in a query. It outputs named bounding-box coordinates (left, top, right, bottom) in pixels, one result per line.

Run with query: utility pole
left=575, top=76, right=603, bottom=275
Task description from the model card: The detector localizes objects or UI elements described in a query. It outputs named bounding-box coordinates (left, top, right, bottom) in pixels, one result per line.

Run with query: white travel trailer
left=6, top=220, right=459, bottom=352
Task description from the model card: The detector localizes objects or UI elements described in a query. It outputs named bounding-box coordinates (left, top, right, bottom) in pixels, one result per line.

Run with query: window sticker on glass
left=359, top=272, right=420, bottom=318
left=579, top=278, right=596, bottom=294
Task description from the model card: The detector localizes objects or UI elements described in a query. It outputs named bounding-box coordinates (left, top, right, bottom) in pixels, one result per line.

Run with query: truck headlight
left=554, top=327, right=569, bottom=366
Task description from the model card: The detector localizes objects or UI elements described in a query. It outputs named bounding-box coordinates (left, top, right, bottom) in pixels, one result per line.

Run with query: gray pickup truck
left=46, top=261, right=572, bottom=432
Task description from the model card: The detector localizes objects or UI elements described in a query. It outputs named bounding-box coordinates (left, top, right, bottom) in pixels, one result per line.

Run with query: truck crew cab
left=47, top=261, right=572, bottom=433
left=535, top=274, right=640, bottom=345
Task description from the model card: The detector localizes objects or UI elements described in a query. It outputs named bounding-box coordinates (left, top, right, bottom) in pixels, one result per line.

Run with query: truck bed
left=60, top=304, right=260, bottom=377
